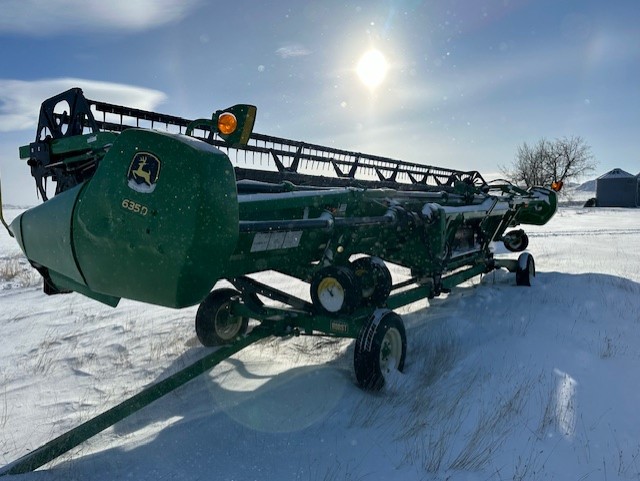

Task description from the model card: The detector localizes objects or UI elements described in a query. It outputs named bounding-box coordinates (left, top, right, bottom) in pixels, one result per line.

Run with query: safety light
left=551, top=181, right=563, bottom=192
left=185, top=104, right=255, bottom=146
left=217, top=112, right=238, bottom=135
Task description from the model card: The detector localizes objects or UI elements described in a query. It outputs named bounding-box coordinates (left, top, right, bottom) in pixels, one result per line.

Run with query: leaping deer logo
left=128, top=152, right=160, bottom=193
left=132, top=157, right=152, bottom=186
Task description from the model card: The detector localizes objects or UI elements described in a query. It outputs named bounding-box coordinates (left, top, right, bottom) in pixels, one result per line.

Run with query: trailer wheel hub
left=380, top=327, right=403, bottom=372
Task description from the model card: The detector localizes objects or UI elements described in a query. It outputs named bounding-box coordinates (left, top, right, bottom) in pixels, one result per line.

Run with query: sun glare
left=356, top=49, right=389, bottom=91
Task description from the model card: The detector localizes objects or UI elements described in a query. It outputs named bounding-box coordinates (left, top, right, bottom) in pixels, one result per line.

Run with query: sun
left=356, top=49, right=389, bottom=91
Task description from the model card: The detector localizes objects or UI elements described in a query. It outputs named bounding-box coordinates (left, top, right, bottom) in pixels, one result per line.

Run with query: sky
left=0, top=0, right=639, bottom=206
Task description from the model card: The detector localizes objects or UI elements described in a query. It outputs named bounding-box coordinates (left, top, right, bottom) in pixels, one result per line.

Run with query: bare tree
left=501, top=136, right=597, bottom=188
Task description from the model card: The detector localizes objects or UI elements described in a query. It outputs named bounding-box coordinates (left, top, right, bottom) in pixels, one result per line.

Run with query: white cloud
left=0, top=0, right=203, bottom=35
left=276, top=45, right=312, bottom=59
left=0, top=78, right=166, bottom=132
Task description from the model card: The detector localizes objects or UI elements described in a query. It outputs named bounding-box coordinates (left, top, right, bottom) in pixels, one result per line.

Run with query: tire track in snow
left=528, top=228, right=640, bottom=238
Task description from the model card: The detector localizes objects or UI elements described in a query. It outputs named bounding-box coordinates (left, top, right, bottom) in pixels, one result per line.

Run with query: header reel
left=21, top=88, right=256, bottom=201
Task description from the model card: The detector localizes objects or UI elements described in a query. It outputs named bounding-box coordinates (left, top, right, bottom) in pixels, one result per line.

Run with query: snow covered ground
left=2, top=202, right=640, bottom=480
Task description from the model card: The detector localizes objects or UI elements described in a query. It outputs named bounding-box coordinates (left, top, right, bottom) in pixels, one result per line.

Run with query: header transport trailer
left=1, top=88, right=558, bottom=392
left=0, top=88, right=559, bottom=475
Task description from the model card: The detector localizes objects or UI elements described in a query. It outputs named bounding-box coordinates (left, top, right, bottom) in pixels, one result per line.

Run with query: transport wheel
left=503, top=229, right=529, bottom=252
left=310, top=265, right=362, bottom=315
left=352, top=256, right=393, bottom=307
left=354, top=310, right=407, bottom=391
left=516, top=253, right=535, bottom=287
left=195, top=288, right=249, bottom=347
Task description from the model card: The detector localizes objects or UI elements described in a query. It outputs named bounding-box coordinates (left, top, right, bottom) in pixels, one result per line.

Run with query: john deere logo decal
left=127, top=152, right=160, bottom=193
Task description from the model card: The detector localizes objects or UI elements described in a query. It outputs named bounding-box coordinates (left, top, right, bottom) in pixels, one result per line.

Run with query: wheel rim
left=214, top=303, right=243, bottom=341
left=355, top=266, right=376, bottom=299
left=353, top=257, right=392, bottom=305
left=379, top=327, right=403, bottom=373
left=506, top=234, right=522, bottom=250
left=317, top=277, right=345, bottom=313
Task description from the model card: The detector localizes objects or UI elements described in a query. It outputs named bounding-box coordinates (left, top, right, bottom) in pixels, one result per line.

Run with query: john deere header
left=4, top=87, right=558, bottom=391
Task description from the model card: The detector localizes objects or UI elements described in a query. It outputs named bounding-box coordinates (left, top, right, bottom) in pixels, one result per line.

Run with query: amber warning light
left=551, top=181, right=564, bottom=192
left=217, top=112, right=238, bottom=135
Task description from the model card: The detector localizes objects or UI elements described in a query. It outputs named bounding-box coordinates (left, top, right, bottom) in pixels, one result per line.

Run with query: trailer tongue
left=1, top=87, right=558, bottom=474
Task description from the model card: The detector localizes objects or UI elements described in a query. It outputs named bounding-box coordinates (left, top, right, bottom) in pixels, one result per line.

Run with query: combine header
left=1, top=88, right=557, bottom=474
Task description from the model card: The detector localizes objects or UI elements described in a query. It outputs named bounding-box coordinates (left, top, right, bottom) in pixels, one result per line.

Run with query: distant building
left=596, top=169, right=640, bottom=207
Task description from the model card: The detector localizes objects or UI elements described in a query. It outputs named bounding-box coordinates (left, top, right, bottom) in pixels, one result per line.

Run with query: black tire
left=310, top=265, right=362, bottom=315
left=516, top=253, right=535, bottom=287
left=503, top=229, right=529, bottom=252
left=352, top=256, right=393, bottom=307
left=354, top=310, right=407, bottom=391
left=195, top=289, right=249, bottom=347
